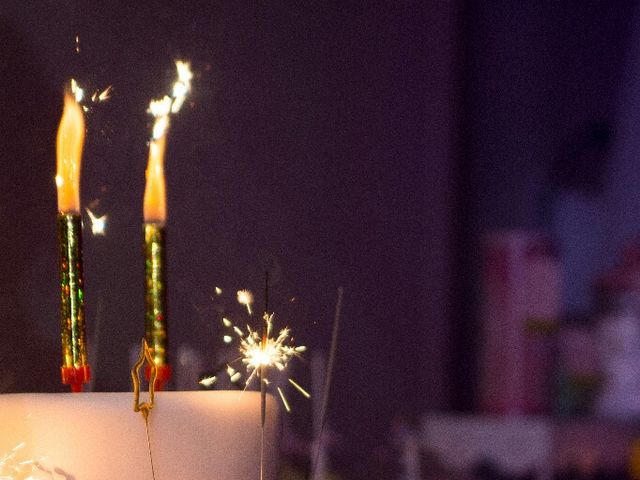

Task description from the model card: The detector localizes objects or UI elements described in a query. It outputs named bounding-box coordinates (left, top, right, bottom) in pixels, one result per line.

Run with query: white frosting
left=0, top=391, right=278, bottom=479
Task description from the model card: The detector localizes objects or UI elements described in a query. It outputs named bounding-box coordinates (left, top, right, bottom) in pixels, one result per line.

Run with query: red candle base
left=146, top=364, right=171, bottom=391
left=61, top=365, right=91, bottom=393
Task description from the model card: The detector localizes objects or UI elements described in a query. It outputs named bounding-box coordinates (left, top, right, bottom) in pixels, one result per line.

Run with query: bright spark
left=288, top=378, right=311, bottom=398
left=85, top=208, right=107, bottom=236
left=277, top=386, right=291, bottom=412
left=237, top=289, right=254, bottom=315
left=71, top=79, right=111, bottom=109
left=215, top=286, right=223, bottom=295
left=148, top=60, right=193, bottom=140
left=75, top=35, right=80, bottom=53
left=98, top=85, right=112, bottom=101
left=199, top=376, right=217, bottom=387
left=91, top=86, right=113, bottom=103
left=70, top=78, right=84, bottom=103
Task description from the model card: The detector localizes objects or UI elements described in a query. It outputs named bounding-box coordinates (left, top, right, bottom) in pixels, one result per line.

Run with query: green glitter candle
left=56, top=92, right=90, bottom=392
left=141, top=60, right=192, bottom=388
left=57, top=213, right=90, bottom=390
left=143, top=222, right=169, bottom=386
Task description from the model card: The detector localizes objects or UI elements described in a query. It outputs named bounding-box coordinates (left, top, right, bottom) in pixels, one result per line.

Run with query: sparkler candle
left=56, top=91, right=90, bottom=392
left=143, top=61, right=192, bottom=389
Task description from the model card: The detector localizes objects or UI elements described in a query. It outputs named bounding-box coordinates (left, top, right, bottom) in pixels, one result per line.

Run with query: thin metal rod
left=144, top=416, right=157, bottom=480
left=260, top=418, right=265, bottom=480
left=309, top=287, right=344, bottom=479
left=260, top=270, right=269, bottom=480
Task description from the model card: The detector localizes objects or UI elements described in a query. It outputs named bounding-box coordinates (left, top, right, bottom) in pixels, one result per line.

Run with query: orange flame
left=143, top=135, right=167, bottom=223
left=55, top=93, right=85, bottom=213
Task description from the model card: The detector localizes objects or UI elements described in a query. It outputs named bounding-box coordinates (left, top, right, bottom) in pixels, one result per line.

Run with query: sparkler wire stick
left=261, top=273, right=270, bottom=425
left=309, top=287, right=344, bottom=480
left=260, top=271, right=269, bottom=480
left=144, top=223, right=170, bottom=389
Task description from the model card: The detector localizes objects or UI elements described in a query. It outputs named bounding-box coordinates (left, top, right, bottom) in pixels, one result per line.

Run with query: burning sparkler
left=143, top=60, right=193, bottom=390
left=201, top=310, right=308, bottom=412
left=200, top=283, right=310, bottom=480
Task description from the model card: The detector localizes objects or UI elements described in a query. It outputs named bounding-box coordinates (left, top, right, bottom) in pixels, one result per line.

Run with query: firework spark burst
left=201, top=310, right=308, bottom=413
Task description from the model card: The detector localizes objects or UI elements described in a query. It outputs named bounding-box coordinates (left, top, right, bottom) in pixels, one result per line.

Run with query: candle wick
left=144, top=415, right=157, bottom=480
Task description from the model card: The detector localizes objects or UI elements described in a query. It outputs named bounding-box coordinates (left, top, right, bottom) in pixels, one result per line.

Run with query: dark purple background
left=0, top=1, right=637, bottom=477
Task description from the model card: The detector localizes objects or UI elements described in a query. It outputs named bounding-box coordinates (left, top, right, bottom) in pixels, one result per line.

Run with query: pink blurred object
left=479, top=230, right=562, bottom=414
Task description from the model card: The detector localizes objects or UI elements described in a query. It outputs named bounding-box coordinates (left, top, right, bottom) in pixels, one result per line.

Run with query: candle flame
left=147, top=60, right=192, bottom=141
left=143, top=61, right=192, bottom=223
left=143, top=135, right=167, bottom=223
left=56, top=91, right=85, bottom=213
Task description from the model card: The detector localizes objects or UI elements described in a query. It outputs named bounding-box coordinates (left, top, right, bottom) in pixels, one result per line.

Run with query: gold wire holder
left=131, top=339, right=158, bottom=480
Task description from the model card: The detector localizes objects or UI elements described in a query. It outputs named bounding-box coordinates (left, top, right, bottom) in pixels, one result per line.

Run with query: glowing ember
left=199, top=375, right=217, bottom=387
left=91, top=86, right=113, bottom=103
left=85, top=208, right=107, bottom=236
left=237, top=289, right=254, bottom=315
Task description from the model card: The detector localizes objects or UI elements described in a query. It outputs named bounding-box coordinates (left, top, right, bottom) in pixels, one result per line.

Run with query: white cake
left=0, top=391, right=279, bottom=479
